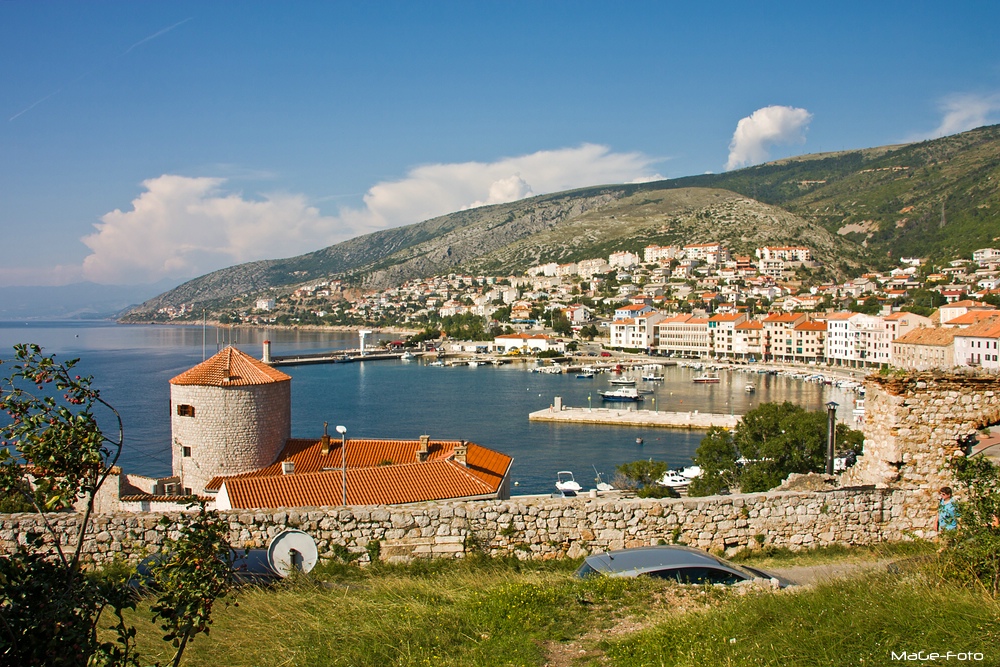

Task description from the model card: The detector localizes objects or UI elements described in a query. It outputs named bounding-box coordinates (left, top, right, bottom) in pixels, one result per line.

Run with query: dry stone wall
left=0, top=488, right=929, bottom=566
left=844, top=372, right=1000, bottom=494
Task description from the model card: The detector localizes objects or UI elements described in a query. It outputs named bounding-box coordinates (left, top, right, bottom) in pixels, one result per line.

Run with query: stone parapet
left=0, top=488, right=930, bottom=566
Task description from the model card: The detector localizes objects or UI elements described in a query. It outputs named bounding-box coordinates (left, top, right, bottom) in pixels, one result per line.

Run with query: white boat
left=400, top=351, right=416, bottom=361
left=642, top=374, right=664, bottom=382
left=692, top=374, right=720, bottom=384
left=609, top=377, right=636, bottom=386
left=576, top=371, right=595, bottom=379
left=656, top=472, right=691, bottom=488
left=744, top=383, right=756, bottom=393
left=428, top=360, right=444, bottom=367
left=599, top=386, right=644, bottom=402
left=593, top=467, right=614, bottom=492
left=556, top=471, right=582, bottom=493
left=680, top=465, right=702, bottom=479
left=468, top=360, right=481, bottom=367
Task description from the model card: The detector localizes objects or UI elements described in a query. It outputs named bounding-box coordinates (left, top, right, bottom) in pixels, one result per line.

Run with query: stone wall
left=844, top=372, right=1000, bottom=493
left=0, top=487, right=930, bottom=566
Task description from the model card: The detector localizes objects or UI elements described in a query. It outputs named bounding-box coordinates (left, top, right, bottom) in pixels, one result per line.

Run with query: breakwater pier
left=529, top=397, right=740, bottom=430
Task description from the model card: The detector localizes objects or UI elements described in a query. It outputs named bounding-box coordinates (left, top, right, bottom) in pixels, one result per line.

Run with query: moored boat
left=609, top=377, right=636, bottom=386
left=555, top=471, right=582, bottom=495
left=599, top=386, right=644, bottom=402
left=692, top=374, right=720, bottom=384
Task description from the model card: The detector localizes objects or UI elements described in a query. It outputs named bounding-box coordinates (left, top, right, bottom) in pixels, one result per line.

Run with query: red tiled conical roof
left=170, top=346, right=290, bottom=387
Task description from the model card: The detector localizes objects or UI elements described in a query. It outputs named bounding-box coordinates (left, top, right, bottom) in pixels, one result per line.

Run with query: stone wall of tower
left=171, top=381, right=291, bottom=494
left=842, top=372, right=1000, bottom=493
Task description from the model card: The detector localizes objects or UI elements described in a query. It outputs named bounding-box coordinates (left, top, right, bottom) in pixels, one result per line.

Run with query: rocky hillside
left=124, top=124, right=1000, bottom=318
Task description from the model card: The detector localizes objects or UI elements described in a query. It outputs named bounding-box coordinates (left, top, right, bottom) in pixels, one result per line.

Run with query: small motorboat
left=692, top=374, right=720, bottom=384
left=609, top=377, right=636, bottom=386
left=657, top=472, right=691, bottom=488
left=641, top=374, right=664, bottom=382
left=556, top=471, right=582, bottom=494
left=599, top=387, right=644, bottom=402
left=576, top=371, right=595, bottom=379
left=744, top=383, right=756, bottom=393
left=400, top=351, right=416, bottom=361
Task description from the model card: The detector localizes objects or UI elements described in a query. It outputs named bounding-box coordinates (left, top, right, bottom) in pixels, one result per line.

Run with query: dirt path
left=767, top=558, right=891, bottom=586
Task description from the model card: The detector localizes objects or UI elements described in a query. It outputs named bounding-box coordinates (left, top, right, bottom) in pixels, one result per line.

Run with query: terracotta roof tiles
left=208, top=437, right=512, bottom=509
left=170, top=346, right=290, bottom=387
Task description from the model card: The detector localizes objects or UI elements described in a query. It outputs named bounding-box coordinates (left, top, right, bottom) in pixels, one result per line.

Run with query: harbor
left=529, top=397, right=740, bottom=430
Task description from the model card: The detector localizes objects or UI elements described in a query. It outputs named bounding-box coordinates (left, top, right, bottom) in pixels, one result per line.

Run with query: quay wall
left=1, top=488, right=932, bottom=566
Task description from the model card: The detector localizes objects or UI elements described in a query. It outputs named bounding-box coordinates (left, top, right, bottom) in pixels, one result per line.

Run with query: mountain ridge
left=123, top=125, right=1000, bottom=318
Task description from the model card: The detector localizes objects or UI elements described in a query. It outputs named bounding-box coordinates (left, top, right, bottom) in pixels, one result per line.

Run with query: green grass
left=726, top=539, right=937, bottom=569
left=109, top=545, right=999, bottom=667
left=603, top=572, right=1000, bottom=667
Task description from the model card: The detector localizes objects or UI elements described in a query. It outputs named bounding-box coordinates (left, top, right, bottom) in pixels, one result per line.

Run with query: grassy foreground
left=114, top=544, right=1000, bottom=667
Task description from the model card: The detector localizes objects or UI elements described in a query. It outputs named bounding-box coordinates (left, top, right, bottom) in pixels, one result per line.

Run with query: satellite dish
left=267, top=530, right=318, bottom=577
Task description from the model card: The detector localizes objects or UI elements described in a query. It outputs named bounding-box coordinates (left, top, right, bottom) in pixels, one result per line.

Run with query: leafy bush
left=942, top=453, right=1000, bottom=596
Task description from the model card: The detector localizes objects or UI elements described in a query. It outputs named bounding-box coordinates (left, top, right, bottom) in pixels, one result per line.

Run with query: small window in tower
left=177, top=404, right=195, bottom=417
left=182, top=446, right=192, bottom=457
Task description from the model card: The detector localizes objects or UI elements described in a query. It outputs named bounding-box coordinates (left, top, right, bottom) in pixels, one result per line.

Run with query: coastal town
left=155, top=242, right=1000, bottom=372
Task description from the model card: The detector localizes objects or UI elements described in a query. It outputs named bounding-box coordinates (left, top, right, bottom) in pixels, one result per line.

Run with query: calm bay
left=0, top=321, right=857, bottom=495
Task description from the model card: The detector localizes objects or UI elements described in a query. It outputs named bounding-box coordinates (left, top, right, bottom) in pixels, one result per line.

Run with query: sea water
left=0, top=321, right=855, bottom=495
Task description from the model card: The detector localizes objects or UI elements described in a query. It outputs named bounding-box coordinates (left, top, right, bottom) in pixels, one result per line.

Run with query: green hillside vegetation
left=124, top=125, right=1000, bottom=318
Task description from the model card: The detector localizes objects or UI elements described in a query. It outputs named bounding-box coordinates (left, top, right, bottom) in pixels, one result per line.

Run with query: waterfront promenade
left=529, top=403, right=740, bottom=430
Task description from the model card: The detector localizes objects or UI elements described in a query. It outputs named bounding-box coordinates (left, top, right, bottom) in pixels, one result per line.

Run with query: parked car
left=600, top=351, right=612, bottom=357
left=576, top=545, right=790, bottom=587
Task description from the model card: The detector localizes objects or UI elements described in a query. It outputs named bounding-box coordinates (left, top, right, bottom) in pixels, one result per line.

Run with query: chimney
left=281, top=460, right=295, bottom=475
left=454, top=440, right=468, bottom=466
left=416, top=435, right=430, bottom=462
left=262, top=339, right=272, bottom=364
left=321, top=422, right=331, bottom=456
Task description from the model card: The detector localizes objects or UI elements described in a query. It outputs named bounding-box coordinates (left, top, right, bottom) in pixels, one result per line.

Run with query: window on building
left=177, top=404, right=195, bottom=417
left=182, top=446, right=191, bottom=457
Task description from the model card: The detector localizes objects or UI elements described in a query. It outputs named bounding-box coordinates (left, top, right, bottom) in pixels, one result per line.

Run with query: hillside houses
left=170, top=234, right=1000, bottom=375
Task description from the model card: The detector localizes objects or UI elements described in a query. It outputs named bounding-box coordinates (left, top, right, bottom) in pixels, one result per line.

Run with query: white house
left=493, top=333, right=565, bottom=354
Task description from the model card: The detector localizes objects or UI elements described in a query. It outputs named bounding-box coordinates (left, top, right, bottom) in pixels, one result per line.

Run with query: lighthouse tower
left=169, top=346, right=291, bottom=495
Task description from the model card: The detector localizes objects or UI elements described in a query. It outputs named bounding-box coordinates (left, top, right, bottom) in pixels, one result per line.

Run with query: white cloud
left=80, top=145, right=662, bottom=284
left=913, top=93, right=1000, bottom=140
left=725, top=105, right=813, bottom=171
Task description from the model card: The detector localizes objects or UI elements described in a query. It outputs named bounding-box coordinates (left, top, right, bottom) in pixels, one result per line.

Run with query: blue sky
left=3, top=2, right=999, bottom=287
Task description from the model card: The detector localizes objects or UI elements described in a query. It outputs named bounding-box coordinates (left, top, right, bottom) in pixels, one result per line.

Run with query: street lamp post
left=336, top=424, right=348, bottom=505
left=826, top=402, right=838, bottom=475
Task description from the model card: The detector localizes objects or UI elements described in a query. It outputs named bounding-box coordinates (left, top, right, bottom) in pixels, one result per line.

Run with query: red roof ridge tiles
left=170, top=346, right=290, bottom=387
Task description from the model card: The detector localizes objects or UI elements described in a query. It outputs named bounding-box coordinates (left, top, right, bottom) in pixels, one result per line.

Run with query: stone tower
left=169, top=346, right=292, bottom=495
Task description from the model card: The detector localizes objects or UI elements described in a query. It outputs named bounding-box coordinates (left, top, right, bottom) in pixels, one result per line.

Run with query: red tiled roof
left=763, top=313, right=802, bottom=322
left=943, top=311, right=999, bottom=326
left=954, top=317, right=1000, bottom=339
left=794, top=321, right=828, bottom=332
left=170, top=346, right=290, bottom=387
left=208, top=437, right=512, bottom=509
left=895, top=328, right=958, bottom=346
left=735, top=321, right=764, bottom=330
left=708, top=313, right=743, bottom=322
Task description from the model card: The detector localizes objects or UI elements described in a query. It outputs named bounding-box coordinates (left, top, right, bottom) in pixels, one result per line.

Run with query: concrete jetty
left=529, top=400, right=740, bottom=430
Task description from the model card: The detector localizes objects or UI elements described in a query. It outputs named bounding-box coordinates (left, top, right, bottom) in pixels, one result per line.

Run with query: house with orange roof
left=210, top=435, right=512, bottom=510
left=111, top=346, right=514, bottom=512
left=953, top=317, right=1000, bottom=370
left=707, top=312, right=747, bottom=359
left=791, top=320, right=827, bottom=364
left=493, top=333, right=564, bottom=354
left=892, top=327, right=958, bottom=371
left=613, top=303, right=654, bottom=320
left=610, top=311, right=667, bottom=350
left=762, top=312, right=808, bottom=362
left=654, top=314, right=710, bottom=358
left=732, top=320, right=764, bottom=360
